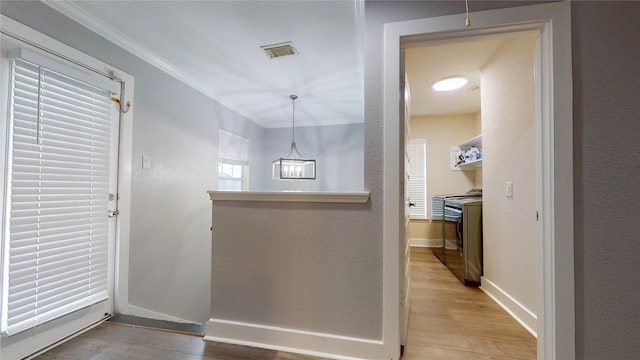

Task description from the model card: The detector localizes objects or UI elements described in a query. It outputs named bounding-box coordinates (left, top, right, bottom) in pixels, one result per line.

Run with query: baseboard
left=126, top=305, right=193, bottom=324
left=480, top=277, right=537, bottom=337
left=409, top=238, right=442, bottom=247
left=205, top=318, right=385, bottom=360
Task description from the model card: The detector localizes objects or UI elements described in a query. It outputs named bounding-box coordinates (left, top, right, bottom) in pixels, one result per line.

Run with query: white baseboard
left=205, top=318, right=385, bottom=360
left=126, top=305, right=194, bottom=324
left=409, top=238, right=442, bottom=247
left=480, top=277, right=537, bottom=337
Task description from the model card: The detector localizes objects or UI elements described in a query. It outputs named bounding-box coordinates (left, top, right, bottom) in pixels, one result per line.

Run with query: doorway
left=404, top=31, right=539, bottom=354
left=382, top=3, right=573, bottom=359
left=0, top=16, right=134, bottom=359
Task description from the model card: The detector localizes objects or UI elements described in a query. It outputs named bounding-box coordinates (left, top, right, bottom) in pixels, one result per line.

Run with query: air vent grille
left=261, top=42, right=298, bottom=58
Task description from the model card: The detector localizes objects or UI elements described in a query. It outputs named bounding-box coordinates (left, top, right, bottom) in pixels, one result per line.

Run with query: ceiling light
left=272, top=95, right=316, bottom=180
left=432, top=76, right=468, bottom=92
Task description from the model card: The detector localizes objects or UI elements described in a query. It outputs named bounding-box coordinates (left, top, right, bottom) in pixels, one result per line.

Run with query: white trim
left=383, top=3, right=573, bottom=360
left=126, top=305, right=193, bottom=324
left=205, top=318, right=384, bottom=360
left=21, top=315, right=108, bottom=360
left=114, top=77, right=134, bottom=316
left=481, top=276, right=538, bottom=338
left=208, top=190, right=370, bottom=204
left=0, top=16, right=119, bottom=80
left=0, top=11, right=134, bottom=333
left=41, top=0, right=254, bottom=123
left=0, top=302, right=110, bottom=359
left=409, top=238, right=441, bottom=248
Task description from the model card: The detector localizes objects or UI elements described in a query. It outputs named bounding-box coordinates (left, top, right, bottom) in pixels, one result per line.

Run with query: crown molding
left=41, top=0, right=254, bottom=122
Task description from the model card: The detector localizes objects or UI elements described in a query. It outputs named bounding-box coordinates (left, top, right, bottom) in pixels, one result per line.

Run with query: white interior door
left=0, top=35, right=121, bottom=359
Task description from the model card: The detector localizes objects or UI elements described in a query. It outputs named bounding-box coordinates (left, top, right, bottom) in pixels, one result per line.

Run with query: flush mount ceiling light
left=432, top=76, right=468, bottom=92
left=272, top=95, right=316, bottom=180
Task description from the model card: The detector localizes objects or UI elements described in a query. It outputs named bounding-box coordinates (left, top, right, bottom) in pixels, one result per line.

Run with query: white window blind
left=218, top=129, right=249, bottom=191
left=2, top=58, right=114, bottom=335
left=219, top=129, right=249, bottom=163
left=408, top=140, right=427, bottom=219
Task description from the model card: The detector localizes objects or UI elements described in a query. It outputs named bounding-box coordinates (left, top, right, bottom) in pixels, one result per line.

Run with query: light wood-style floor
left=37, top=247, right=535, bottom=359
left=402, top=247, right=536, bottom=359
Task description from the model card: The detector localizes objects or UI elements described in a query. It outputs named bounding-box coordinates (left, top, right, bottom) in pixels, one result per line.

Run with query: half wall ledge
left=208, top=191, right=370, bottom=204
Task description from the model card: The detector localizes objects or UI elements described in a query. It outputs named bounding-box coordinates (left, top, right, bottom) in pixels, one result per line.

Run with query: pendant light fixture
left=272, top=95, right=316, bottom=180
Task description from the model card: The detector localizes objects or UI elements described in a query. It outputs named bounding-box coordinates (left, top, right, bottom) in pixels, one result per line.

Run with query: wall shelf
left=460, top=134, right=482, bottom=149
left=457, top=159, right=482, bottom=170
left=450, top=134, right=482, bottom=171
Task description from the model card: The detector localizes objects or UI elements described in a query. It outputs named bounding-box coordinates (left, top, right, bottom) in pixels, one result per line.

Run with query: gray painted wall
left=257, top=124, right=364, bottom=191
left=211, top=199, right=378, bottom=338
left=571, top=2, right=640, bottom=358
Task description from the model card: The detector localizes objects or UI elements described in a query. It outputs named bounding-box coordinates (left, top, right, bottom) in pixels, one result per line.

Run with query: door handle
left=408, top=201, right=416, bottom=207
left=108, top=210, right=119, bottom=217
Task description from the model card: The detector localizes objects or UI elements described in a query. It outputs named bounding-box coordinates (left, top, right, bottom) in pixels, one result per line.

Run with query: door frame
left=0, top=15, right=134, bottom=358
left=382, top=2, right=573, bottom=359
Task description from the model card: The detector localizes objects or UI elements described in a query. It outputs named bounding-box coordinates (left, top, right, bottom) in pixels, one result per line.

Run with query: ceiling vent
left=261, top=42, right=298, bottom=58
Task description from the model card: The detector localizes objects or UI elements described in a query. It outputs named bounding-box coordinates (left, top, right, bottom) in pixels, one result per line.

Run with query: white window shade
left=219, top=129, right=249, bottom=163
left=2, top=58, right=114, bottom=335
left=218, top=129, right=249, bottom=191
left=408, top=140, right=427, bottom=219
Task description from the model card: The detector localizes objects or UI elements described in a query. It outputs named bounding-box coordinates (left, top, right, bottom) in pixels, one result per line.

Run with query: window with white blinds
left=408, top=140, right=427, bottom=219
left=218, top=129, right=249, bottom=191
left=1, top=57, right=115, bottom=335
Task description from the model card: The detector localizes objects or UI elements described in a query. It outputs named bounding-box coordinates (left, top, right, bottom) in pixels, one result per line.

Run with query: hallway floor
left=402, top=247, right=536, bottom=359
left=37, top=247, right=535, bottom=360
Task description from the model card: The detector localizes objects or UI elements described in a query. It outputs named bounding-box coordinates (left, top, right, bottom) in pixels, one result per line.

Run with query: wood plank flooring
left=35, top=322, right=326, bottom=360
left=37, top=247, right=535, bottom=359
left=402, top=247, right=536, bottom=359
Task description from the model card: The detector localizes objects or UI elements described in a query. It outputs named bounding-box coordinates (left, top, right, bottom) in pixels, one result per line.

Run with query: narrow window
left=218, top=129, right=249, bottom=191
left=408, top=140, right=427, bottom=219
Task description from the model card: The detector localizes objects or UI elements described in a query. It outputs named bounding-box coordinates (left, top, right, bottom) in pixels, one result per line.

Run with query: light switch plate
left=506, top=181, right=513, bottom=197
left=142, top=155, right=151, bottom=170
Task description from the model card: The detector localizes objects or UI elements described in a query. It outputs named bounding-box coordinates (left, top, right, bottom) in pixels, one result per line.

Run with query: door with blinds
left=1, top=40, right=120, bottom=357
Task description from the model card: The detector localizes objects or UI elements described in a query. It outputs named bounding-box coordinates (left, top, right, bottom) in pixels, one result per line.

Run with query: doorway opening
left=403, top=32, right=539, bottom=356
left=382, top=3, right=573, bottom=359
left=0, top=15, right=134, bottom=359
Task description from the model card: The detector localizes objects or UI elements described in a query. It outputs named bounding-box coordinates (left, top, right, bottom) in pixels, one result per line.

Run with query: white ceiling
left=44, top=1, right=504, bottom=128
left=405, top=38, right=507, bottom=117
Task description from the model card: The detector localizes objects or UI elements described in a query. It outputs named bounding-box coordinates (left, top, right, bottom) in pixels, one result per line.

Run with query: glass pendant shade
left=272, top=95, right=316, bottom=180
left=272, top=143, right=316, bottom=180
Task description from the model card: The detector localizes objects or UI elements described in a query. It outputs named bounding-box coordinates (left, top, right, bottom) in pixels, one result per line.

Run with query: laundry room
left=405, top=33, right=539, bottom=334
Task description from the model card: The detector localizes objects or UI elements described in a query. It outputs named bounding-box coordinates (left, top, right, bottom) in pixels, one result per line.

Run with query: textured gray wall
left=571, top=2, right=640, bottom=358
left=211, top=200, right=378, bottom=338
